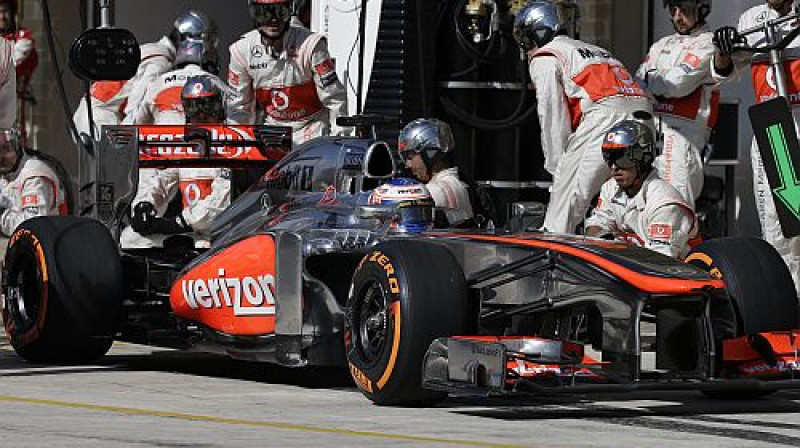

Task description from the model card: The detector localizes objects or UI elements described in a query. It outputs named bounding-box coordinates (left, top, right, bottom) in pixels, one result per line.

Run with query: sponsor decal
left=318, top=185, right=337, bottom=205
left=138, top=125, right=262, bottom=160
left=648, top=223, right=672, bottom=241
left=22, top=194, right=43, bottom=207
left=180, top=179, right=214, bottom=207
left=169, top=235, right=278, bottom=335
left=271, top=90, right=290, bottom=111
left=314, top=59, right=335, bottom=76
left=228, top=72, right=240, bottom=87
left=578, top=47, right=611, bottom=59
left=368, top=251, right=400, bottom=294
left=682, top=53, right=701, bottom=69
left=180, top=270, right=276, bottom=316
left=251, top=45, right=265, bottom=58
left=349, top=363, right=373, bottom=393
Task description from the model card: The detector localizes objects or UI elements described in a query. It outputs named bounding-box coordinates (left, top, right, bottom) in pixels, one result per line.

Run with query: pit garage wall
left=651, top=0, right=763, bottom=236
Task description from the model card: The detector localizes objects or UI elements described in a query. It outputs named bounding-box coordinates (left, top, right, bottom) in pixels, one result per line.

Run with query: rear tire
left=3, top=217, right=124, bottom=363
left=345, top=240, right=469, bottom=406
left=686, top=237, right=798, bottom=399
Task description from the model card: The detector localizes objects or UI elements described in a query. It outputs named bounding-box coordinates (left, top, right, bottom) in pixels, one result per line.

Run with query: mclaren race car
left=3, top=123, right=800, bottom=406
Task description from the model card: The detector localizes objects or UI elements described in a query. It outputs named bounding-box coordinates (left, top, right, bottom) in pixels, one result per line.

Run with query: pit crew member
left=0, top=0, right=37, bottom=125
left=513, top=1, right=652, bottom=234
left=0, top=128, right=66, bottom=240
left=399, top=118, right=474, bottom=226
left=711, top=0, right=800, bottom=293
left=73, top=10, right=212, bottom=136
left=227, top=0, right=349, bottom=146
left=586, top=119, right=696, bottom=258
left=636, top=0, right=718, bottom=206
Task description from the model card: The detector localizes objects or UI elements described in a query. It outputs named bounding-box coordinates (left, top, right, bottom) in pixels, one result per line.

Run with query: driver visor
left=251, top=3, right=292, bottom=25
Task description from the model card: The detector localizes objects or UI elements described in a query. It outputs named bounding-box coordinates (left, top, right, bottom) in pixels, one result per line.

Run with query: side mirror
left=363, top=141, right=395, bottom=179
left=70, top=28, right=140, bottom=81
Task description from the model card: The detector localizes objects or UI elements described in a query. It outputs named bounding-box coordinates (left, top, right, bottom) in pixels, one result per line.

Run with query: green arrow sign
left=768, top=123, right=800, bottom=220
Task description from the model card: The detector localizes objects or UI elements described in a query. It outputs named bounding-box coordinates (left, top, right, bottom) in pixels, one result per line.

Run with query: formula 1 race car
left=3, top=123, right=799, bottom=406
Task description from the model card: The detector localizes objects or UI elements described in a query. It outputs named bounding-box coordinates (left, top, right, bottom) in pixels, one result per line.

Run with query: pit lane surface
left=1, top=338, right=799, bottom=448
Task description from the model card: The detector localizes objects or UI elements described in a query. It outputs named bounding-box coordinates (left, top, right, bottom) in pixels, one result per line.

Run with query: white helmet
left=172, top=11, right=219, bottom=72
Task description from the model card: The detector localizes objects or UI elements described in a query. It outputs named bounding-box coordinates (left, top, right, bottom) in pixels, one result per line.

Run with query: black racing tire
left=345, top=240, right=469, bottom=406
left=686, top=237, right=798, bottom=400
left=686, top=237, right=798, bottom=335
left=2, top=217, right=124, bottom=363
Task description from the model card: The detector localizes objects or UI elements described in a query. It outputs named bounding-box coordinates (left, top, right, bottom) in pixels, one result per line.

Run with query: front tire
left=346, top=240, right=469, bottom=406
left=686, top=237, right=798, bottom=399
left=3, top=217, right=124, bottom=363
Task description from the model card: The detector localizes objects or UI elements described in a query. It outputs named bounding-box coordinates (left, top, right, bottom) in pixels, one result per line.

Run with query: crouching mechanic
left=585, top=120, right=697, bottom=258
left=0, top=128, right=66, bottom=243
left=227, top=0, right=349, bottom=145
left=124, top=75, right=231, bottom=249
left=398, top=118, right=474, bottom=226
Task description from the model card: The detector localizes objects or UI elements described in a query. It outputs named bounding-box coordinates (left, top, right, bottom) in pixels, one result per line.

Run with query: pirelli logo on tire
left=366, top=251, right=400, bottom=294
left=349, top=362, right=373, bottom=393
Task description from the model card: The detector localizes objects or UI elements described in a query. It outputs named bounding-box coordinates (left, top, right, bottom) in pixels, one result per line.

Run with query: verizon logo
left=181, top=268, right=276, bottom=316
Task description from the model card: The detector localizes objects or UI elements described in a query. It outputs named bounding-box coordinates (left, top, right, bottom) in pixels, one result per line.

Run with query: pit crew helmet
left=369, top=178, right=435, bottom=233
left=398, top=118, right=455, bottom=168
left=181, top=75, right=226, bottom=124
left=513, top=1, right=571, bottom=51
left=0, top=128, right=23, bottom=174
left=663, top=0, right=711, bottom=26
left=248, top=0, right=293, bottom=28
left=172, top=11, right=219, bottom=73
left=601, top=120, right=656, bottom=178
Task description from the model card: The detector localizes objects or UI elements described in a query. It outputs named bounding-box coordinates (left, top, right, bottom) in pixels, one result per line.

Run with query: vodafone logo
left=766, top=66, right=778, bottom=92
left=181, top=268, right=276, bottom=316
left=271, top=90, right=290, bottom=111
left=613, top=66, right=635, bottom=85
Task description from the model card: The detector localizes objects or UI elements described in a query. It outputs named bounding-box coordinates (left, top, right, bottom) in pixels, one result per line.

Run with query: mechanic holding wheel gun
left=226, top=0, right=350, bottom=146
left=0, top=128, right=66, bottom=246
left=636, top=0, right=719, bottom=208
left=585, top=119, right=697, bottom=258
left=711, top=0, right=800, bottom=294
left=513, top=1, right=652, bottom=235
left=122, top=12, right=232, bottom=249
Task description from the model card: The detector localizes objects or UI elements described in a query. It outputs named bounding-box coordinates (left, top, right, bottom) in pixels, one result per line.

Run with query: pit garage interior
left=18, top=0, right=764, bottom=235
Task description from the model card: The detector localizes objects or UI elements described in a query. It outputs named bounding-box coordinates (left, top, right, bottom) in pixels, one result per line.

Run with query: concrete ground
left=1, top=336, right=799, bottom=448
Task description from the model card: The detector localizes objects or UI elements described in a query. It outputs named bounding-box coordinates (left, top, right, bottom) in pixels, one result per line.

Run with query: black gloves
left=131, top=202, right=157, bottom=234
left=131, top=202, right=191, bottom=236
left=713, top=26, right=742, bottom=55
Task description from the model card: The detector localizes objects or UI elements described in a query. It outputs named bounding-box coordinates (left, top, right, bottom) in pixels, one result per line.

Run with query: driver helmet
left=181, top=75, right=226, bottom=124
left=172, top=11, right=219, bottom=73
left=248, top=0, right=293, bottom=28
left=369, top=178, right=435, bottom=233
left=601, top=120, right=657, bottom=177
left=663, top=0, right=711, bottom=26
left=398, top=118, right=455, bottom=167
left=0, top=128, right=23, bottom=174
left=513, top=1, right=572, bottom=51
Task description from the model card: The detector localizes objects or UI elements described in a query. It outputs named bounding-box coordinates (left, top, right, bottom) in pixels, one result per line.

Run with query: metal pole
left=766, top=23, right=791, bottom=99
left=356, top=0, right=368, bottom=115
left=98, top=0, right=114, bottom=28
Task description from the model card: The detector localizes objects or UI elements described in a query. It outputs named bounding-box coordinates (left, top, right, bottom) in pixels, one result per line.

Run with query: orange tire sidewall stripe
left=6, top=229, right=49, bottom=346
left=377, top=301, right=401, bottom=390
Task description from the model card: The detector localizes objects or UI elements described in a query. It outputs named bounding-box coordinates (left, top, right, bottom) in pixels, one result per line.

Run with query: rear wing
left=79, top=124, right=291, bottom=234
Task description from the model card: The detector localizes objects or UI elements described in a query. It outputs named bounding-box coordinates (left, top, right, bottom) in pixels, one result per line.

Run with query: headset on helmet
left=398, top=118, right=455, bottom=168
left=601, top=120, right=657, bottom=177
left=513, top=1, right=573, bottom=51
left=181, top=75, right=226, bottom=124
left=663, top=0, right=711, bottom=25
left=368, top=178, right=435, bottom=233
